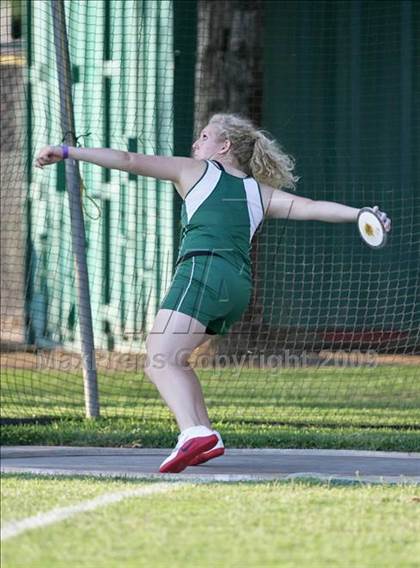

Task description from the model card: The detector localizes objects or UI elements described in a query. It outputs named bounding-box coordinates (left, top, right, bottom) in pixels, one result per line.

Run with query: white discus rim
left=357, top=208, right=387, bottom=249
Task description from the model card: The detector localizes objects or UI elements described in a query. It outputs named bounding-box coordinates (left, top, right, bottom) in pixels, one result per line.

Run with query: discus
left=357, top=207, right=388, bottom=249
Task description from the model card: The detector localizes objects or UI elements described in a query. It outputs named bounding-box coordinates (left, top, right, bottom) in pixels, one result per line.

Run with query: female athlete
left=35, top=113, right=391, bottom=473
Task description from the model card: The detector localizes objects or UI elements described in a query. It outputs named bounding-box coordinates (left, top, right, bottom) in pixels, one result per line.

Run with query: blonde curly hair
left=209, top=113, right=298, bottom=190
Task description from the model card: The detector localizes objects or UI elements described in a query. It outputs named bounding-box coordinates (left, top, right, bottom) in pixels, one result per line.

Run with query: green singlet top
left=176, top=160, right=265, bottom=279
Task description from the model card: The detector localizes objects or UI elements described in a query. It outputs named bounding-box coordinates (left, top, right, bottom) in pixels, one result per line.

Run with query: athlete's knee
left=144, top=334, right=192, bottom=374
left=144, top=334, right=163, bottom=376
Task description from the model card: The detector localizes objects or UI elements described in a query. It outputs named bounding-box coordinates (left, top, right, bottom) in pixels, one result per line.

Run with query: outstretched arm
left=262, top=186, right=391, bottom=230
left=35, top=145, right=202, bottom=187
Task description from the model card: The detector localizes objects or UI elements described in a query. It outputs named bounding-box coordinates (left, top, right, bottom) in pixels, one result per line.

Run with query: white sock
left=180, top=425, right=213, bottom=438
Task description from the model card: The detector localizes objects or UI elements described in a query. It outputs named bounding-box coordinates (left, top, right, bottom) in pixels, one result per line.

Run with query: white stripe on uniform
left=243, top=178, right=264, bottom=241
left=175, top=257, right=196, bottom=311
left=184, top=161, right=222, bottom=222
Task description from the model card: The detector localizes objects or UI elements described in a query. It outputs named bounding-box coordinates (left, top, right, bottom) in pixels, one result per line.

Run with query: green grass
left=2, top=366, right=419, bottom=450
left=2, top=416, right=420, bottom=452
left=1, top=475, right=420, bottom=567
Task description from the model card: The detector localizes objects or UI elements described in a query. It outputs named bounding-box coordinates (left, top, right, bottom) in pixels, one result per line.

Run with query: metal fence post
left=50, top=0, right=100, bottom=418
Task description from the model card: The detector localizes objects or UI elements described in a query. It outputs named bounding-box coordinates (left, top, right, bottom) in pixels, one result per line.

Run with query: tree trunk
left=194, top=0, right=263, bottom=130
left=194, top=0, right=267, bottom=357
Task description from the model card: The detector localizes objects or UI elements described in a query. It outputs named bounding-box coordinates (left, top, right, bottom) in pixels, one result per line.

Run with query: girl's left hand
left=373, top=205, right=391, bottom=232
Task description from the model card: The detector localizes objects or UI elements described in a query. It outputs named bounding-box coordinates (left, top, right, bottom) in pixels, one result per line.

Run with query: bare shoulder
left=175, top=159, right=208, bottom=199
left=259, top=183, right=311, bottom=219
left=259, top=183, right=275, bottom=216
left=126, top=154, right=206, bottom=200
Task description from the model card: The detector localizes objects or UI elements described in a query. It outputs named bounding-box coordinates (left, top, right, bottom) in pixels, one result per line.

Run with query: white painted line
left=1, top=482, right=183, bottom=542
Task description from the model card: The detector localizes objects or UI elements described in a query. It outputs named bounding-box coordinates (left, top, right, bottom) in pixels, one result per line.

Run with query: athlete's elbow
left=290, top=199, right=316, bottom=221
left=126, top=152, right=140, bottom=175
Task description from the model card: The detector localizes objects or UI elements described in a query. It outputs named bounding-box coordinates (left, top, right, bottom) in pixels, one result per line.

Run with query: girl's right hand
left=35, top=146, right=65, bottom=169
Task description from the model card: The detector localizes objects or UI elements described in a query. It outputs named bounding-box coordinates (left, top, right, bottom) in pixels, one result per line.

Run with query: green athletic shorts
left=160, top=254, right=252, bottom=336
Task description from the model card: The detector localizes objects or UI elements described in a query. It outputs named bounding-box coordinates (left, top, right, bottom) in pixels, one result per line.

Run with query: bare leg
left=144, top=309, right=214, bottom=431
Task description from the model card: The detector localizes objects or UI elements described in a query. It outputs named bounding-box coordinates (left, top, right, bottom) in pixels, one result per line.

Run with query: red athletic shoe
left=189, top=430, right=224, bottom=466
left=159, top=426, right=218, bottom=474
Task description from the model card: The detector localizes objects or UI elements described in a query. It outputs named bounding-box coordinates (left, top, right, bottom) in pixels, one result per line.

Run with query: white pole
left=50, top=0, right=100, bottom=418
